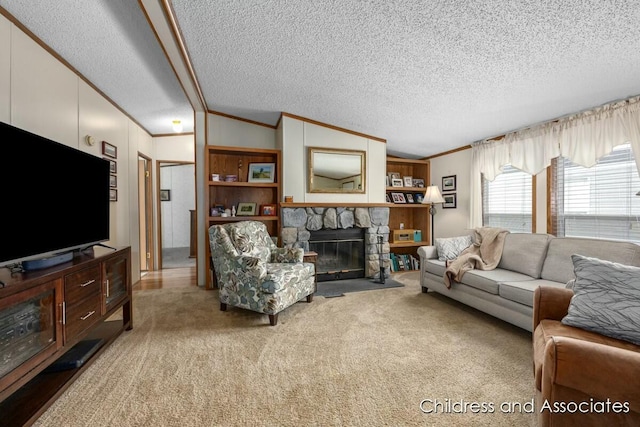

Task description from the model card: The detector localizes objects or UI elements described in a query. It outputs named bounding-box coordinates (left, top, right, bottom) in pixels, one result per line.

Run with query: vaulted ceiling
left=2, top=1, right=640, bottom=158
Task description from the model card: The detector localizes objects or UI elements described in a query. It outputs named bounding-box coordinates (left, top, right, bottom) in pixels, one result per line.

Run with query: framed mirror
left=308, top=147, right=366, bottom=193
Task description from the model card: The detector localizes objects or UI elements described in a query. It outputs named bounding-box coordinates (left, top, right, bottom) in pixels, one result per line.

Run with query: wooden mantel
left=280, top=202, right=391, bottom=208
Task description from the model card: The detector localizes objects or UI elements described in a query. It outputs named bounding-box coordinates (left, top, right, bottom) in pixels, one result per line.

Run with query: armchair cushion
left=271, top=247, right=304, bottom=263
left=562, top=254, right=640, bottom=346
left=261, top=262, right=315, bottom=293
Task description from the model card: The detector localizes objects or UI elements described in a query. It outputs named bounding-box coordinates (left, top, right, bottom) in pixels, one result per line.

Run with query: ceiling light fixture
left=172, top=120, right=183, bottom=132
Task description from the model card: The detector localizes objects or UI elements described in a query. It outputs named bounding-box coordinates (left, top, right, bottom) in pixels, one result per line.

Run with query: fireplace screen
left=308, top=228, right=365, bottom=282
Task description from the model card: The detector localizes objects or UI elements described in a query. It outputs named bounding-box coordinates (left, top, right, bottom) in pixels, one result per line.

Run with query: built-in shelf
left=208, top=181, right=278, bottom=188
left=389, top=240, right=430, bottom=248
left=208, top=216, right=278, bottom=222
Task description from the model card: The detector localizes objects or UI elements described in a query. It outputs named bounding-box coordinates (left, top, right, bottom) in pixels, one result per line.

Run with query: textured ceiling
left=3, top=1, right=640, bottom=157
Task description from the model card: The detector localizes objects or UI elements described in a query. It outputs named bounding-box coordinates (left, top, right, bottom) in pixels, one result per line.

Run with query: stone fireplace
left=281, top=207, right=391, bottom=280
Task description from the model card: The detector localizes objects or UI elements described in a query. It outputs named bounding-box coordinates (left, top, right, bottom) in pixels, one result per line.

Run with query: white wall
left=160, top=164, right=195, bottom=248
left=208, top=113, right=276, bottom=149
left=429, top=149, right=473, bottom=238
left=280, top=116, right=386, bottom=204
left=430, top=147, right=551, bottom=238
left=0, top=15, right=9, bottom=123
left=152, top=134, right=195, bottom=267
left=1, top=14, right=154, bottom=284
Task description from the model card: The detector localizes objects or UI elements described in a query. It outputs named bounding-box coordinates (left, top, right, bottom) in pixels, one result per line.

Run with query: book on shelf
left=389, top=253, right=420, bottom=272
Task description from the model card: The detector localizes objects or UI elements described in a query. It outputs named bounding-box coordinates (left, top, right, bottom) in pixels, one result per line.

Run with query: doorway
left=138, top=154, right=153, bottom=272
left=157, top=161, right=196, bottom=269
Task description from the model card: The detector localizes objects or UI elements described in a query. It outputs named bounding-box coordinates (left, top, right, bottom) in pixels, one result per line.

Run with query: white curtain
left=470, top=96, right=640, bottom=228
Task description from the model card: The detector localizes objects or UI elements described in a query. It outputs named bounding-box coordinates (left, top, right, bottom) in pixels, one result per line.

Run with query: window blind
left=553, top=143, right=640, bottom=243
left=482, top=164, right=532, bottom=232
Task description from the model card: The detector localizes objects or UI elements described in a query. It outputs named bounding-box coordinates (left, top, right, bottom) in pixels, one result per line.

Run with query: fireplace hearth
left=309, top=229, right=365, bottom=282
left=281, top=206, right=391, bottom=280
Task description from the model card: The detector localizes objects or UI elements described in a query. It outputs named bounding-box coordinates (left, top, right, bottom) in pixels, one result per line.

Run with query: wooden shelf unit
left=204, top=145, right=282, bottom=288
left=386, top=157, right=430, bottom=265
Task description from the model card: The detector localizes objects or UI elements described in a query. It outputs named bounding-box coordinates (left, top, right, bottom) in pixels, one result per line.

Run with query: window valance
left=470, top=96, right=640, bottom=227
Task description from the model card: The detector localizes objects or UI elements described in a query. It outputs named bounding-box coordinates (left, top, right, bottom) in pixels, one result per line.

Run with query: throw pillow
left=435, top=235, right=474, bottom=262
left=562, top=254, right=640, bottom=346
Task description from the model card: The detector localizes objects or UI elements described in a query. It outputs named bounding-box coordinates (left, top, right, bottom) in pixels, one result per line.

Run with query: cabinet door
left=102, top=254, right=129, bottom=314
left=0, top=279, right=63, bottom=395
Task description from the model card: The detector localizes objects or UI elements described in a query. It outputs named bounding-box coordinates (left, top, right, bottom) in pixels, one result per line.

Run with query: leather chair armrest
left=533, top=286, right=574, bottom=330
left=543, top=336, right=640, bottom=412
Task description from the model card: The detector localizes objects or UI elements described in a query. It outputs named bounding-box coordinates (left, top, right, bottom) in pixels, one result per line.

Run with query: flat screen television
left=0, top=121, right=110, bottom=268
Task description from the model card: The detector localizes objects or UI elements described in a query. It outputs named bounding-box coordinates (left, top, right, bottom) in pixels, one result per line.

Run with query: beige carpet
left=34, top=272, right=536, bottom=427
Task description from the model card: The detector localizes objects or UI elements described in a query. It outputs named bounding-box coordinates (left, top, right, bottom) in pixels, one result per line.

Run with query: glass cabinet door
left=0, top=280, right=61, bottom=389
left=103, top=255, right=128, bottom=314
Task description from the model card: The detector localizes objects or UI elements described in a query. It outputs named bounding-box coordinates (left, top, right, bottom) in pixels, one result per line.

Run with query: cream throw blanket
left=443, top=227, right=510, bottom=289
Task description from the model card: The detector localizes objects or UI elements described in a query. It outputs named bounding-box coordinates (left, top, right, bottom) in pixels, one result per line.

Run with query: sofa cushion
left=499, top=279, right=565, bottom=307
left=423, top=259, right=446, bottom=276
left=460, top=268, right=534, bottom=295
left=435, top=235, right=474, bottom=261
left=498, top=233, right=553, bottom=278
left=561, top=254, right=640, bottom=346
left=540, top=237, right=640, bottom=284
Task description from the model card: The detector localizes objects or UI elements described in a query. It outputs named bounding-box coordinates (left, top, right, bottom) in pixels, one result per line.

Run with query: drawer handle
left=80, top=310, right=96, bottom=321
left=80, top=279, right=96, bottom=287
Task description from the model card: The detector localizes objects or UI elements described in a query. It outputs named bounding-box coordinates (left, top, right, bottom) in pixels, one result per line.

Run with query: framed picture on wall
left=105, top=158, right=117, bottom=174
left=442, top=175, right=456, bottom=192
left=443, top=193, right=457, bottom=209
left=102, top=141, right=117, bottom=158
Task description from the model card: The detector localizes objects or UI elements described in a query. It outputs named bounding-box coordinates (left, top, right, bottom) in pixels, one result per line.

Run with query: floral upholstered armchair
left=209, top=221, right=316, bottom=325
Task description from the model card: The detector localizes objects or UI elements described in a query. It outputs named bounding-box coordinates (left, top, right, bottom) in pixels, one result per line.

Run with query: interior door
left=138, top=155, right=153, bottom=271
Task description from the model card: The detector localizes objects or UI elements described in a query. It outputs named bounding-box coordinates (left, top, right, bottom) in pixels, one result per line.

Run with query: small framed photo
left=443, top=193, right=457, bottom=209
left=412, top=178, right=425, bottom=188
left=405, top=193, right=414, bottom=203
left=104, top=158, right=117, bottom=174
left=442, top=175, right=457, bottom=192
left=160, top=189, right=171, bottom=201
left=388, top=172, right=400, bottom=181
left=403, top=176, right=413, bottom=187
left=110, top=174, right=117, bottom=188
left=391, top=192, right=406, bottom=203
left=414, top=192, right=424, bottom=203
left=260, top=204, right=277, bottom=216
left=248, top=163, right=276, bottom=183
left=391, top=178, right=403, bottom=187
left=385, top=176, right=390, bottom=187
left=109, top=188, right=118, bottom=202
left=237, top=202, right=257, bottom=216
left=102, top=141, right=117, bottom=158
left=386, top=193, right=391, bottom=203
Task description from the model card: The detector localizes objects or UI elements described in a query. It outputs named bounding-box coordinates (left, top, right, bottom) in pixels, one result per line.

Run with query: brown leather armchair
left=533, top=286, right=640, bottom=427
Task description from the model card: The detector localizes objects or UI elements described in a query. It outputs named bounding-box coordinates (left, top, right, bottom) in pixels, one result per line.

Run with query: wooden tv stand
left=0, top=246, right=132, bottom=426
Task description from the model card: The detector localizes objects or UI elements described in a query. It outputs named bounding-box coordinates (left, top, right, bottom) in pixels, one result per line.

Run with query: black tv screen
left=0, top=121, right=110, bottom=266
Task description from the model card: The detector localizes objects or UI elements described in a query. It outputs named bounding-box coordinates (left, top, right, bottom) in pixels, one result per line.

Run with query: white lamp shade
left=422, top=185, right=445, bottom=204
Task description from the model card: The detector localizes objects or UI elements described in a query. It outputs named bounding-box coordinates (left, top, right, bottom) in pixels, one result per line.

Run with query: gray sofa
left=418, top=233, right=640, bottom=332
